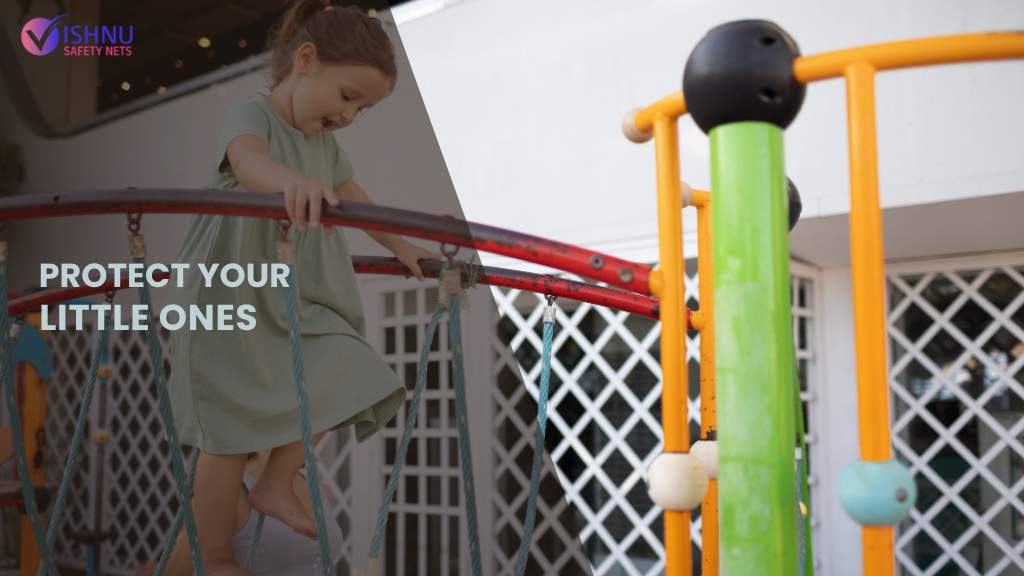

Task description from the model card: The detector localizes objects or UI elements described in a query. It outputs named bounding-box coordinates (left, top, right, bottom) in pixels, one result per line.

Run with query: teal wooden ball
left=839, top=459, right=916, bottom=525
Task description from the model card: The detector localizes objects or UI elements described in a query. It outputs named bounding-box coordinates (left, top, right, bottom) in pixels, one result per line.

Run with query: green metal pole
left=711, top=121, right=798, bottom=575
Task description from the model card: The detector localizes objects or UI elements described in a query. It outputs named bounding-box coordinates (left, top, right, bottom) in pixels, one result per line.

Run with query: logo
left=20, top=14, right=134, bottom=57
left=21, top=14, right=66, bottom=56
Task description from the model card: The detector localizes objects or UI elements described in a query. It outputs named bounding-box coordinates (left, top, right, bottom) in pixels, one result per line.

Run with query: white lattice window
left=492, top=261, right=822, bottom=575
left=888, top=255, right=1024, bottom=576
left=32, top=319, right=353, bottom=575
left=35, top=325, right=181, bottom=573
left=377, top=285, right=468, bottom=575
left=321, top=428, right=357, bottom=575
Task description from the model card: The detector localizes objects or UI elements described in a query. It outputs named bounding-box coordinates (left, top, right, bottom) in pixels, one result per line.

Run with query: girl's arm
left=226, top=135, right=339, bottom=229
left=226, top=135, right=305, bottom=195
left=335, top=180, right=442, bottom=279
left=335, top=180, right=402, bottom=251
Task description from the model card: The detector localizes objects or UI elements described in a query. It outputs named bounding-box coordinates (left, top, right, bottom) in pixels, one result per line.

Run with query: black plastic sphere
left=683, top=20, right=806, bottom=134
left=787, top=176, right=802, bottom=231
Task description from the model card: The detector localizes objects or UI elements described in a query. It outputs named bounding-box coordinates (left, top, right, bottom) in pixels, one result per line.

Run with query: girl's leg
left=194, top=451, right=253, bottom=575
left=248, top=431, right=326, bottom=539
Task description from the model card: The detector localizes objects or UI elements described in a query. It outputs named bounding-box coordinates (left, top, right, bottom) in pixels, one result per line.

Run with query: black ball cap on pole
left=787, top=176, right=802, bottom=231
left=683, top=20, right=806, bottom=231
left=683, top=19, right=806, bottom=133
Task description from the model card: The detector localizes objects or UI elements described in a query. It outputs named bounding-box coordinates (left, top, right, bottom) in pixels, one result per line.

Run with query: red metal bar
left=9, top=257, right=678, bottom=323
left=354, top=257, right=666, bottom=320
left=0, top=189, right=652, bottom=294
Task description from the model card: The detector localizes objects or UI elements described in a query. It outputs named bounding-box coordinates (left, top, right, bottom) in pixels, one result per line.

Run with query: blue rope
left=282, top=262, right=335, bottom=575
left=86, top=547, right=95, bottom=576
left=134, top=254, right=205, bottom=576
left=153, top=449, right=200, bottom=576
left=0, top=261, right=60, bottom=576
left=514, top=304, right=554, bottom=576
left=245, top=510, right=266, bottom=568
left=34, top=313, right=111, bottom=576
left=368, top=303, right=447, bottom=559
left=448, top=295, right=482, bottom=576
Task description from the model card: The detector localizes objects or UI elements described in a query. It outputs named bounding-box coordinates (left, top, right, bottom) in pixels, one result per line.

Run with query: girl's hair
left=267, top=0, right=397, bottom=88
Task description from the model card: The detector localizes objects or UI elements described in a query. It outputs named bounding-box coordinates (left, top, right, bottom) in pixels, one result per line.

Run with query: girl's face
left=291, top=42, right=394, bottom=135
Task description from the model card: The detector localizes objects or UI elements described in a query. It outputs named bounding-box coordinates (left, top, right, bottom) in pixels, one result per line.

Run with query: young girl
left=167, top=2, right=435, bottom=574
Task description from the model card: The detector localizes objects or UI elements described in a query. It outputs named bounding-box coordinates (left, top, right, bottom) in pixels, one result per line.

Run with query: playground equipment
left=623, top=20, right=1024, bottom=576
left=0, top=21, right=1020, bottom=576
left=0, top=189, right=702, bottom=576
left=0, top=186, right=796, bottom=574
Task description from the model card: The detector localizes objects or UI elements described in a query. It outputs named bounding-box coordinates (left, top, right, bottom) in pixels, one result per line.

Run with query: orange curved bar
left=634, top=92, right=688, bottom=135
left=626, top=32, right=1024, bottom=132
left=795, top=32, right=1024, bottom=82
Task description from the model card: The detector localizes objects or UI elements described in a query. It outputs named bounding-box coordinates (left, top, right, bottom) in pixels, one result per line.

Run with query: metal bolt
left=589, top=254, right=605, bottom=270
left=895, top=488, right=908, bottom=503
left=618, top=268, right=634, bottom=283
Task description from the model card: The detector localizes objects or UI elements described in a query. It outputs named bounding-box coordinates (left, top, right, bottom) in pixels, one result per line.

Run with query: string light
left=174, top=59, right=184, bottom=69
left=238, top=38, right=247, bottom=48
left=157, top=86, right=167, bottom=94
left=197, top=37, right=212, bottom=48
left=120, top=81, right=130, bottom=91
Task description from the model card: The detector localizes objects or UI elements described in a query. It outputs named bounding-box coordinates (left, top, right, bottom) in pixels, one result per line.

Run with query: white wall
left=395, top=0, right=1024, bottom=258
left=816, top=266, right=864, bottom=575
left=5, top=0, right=1022, bottom=277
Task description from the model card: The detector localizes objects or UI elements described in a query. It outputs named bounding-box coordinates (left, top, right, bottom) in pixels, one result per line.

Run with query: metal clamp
left=277, top=221, right=293, bottom=265
left=543, top=295, right=557, bottom=323
left=126, top=213, right=142, bottom=236
left=441, top=242, right=460, bottom=262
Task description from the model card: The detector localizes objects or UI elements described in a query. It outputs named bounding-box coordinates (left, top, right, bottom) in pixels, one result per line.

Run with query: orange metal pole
left=635, top=93, right=688, bottom=136
left=19, top=314, right=47, bottom=576
left=652, top=116, right=691, bottom=576
left=845, top=61, right=895, bottom=575
left=796, top=32, right=1024, bottom=82
left=693, top=189, right=718, bottom=575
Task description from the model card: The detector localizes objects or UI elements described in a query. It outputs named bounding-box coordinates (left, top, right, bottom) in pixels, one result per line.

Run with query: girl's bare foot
left=248, top=475, right=317, bottom=539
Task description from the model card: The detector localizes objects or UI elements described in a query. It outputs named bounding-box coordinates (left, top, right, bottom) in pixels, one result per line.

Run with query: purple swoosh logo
left=21, top=14, right=66, bottom=56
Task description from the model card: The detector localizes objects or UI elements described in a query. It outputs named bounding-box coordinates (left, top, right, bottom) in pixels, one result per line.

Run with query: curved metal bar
left=794, top=31, right=1024, bottom=83
left=624, top=31, right=1024, bottom=136
left=0, top=189, right=652, bottom=294
left=354, top=257, right=666, bottom=321
left=633, top=93, right=688, bottom=136
left=7, top=256, right=673, bottom=322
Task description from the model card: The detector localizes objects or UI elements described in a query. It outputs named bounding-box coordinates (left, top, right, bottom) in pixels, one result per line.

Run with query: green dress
left=167, top=94, right=405, bottom=455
